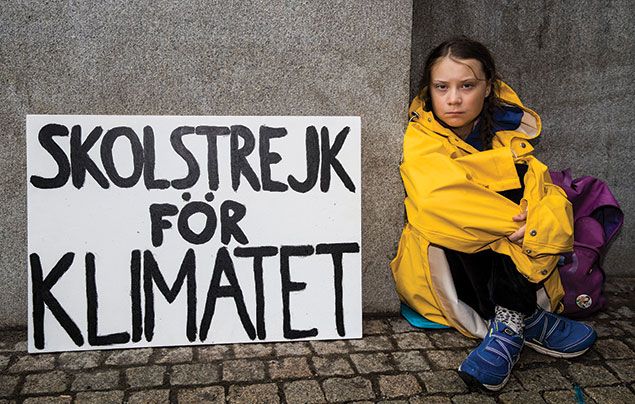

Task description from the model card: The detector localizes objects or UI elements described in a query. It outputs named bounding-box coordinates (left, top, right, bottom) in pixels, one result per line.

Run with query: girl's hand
left=507, top=211, right=527, bottom=244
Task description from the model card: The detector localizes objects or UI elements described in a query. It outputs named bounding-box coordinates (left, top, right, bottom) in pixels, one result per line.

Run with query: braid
left=480, top=99, right=495, bottom=149
left=479, top=82, right=502, bottom=150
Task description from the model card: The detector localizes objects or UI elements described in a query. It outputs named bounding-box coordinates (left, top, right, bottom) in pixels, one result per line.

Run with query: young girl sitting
left=390, top=36, right=596, bottom=391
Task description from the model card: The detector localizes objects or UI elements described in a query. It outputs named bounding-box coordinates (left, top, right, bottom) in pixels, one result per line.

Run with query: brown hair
left=419, top=36, right=502, bottom=149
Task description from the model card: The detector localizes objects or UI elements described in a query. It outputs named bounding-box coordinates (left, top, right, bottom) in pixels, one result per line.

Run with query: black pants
left=443, top=164, right=537, bottom=318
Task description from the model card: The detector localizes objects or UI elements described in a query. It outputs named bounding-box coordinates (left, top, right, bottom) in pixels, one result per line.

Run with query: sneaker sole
left=525, top=340, right=591, bottom=358
left=457, top=365, right=509, bottom=392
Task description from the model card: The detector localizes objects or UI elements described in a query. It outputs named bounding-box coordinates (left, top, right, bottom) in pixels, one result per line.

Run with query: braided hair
left=418, top=36, right=502, bottom=149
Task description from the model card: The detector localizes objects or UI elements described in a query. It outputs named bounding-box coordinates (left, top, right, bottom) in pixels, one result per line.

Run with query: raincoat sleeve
left=517, top=156, right=574, bottom=257
left=401, top=148, right=521, bottom=253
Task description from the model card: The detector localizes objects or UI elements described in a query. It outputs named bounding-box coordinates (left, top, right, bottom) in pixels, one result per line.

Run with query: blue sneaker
left=458, top=321, right=523, bottom=391
left=524, top=309, right=596, bottom=358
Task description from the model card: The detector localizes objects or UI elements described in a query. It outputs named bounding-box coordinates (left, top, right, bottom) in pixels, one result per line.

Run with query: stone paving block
left=154, top=347, right=193, bottom=364
left=0, top=333, right=23, bottom=352
left=594, top=338, right=635, bottom=359
left=498, top=374, right=524, bottom=392
left=75, top=390, right=124, bottom=404
left=0, top=355, right=9, bottom=371
left=363, top=319, right=390, bottom=335
left=71, top=370, right=120, bottom=391
left=585, top=385, right=635, bottom=403
left=22, top=371, right=69, bottom=394
left=515, top=367, right=569, bottom=391
left=222, top=359, right=265, bottom=382
left=350, top=352, right=394, bottom=373
left=284, top=380, right=325, bottom=404
left=14, top=341, right=27, bottom=352
left=586, top=320, right=625, bottom=337
left=595, top=311, right=612, bottom=320
left=450, top=393, right=496, bottom=403
left=517, top=348, right=557, bottom=366
left=388, top=318, right=415, bottom=334
left=125, top=365, right=165, bottom=388
left=607, top=359, right=635, bottom=382
left=418, top=370, right=468, bottom=394
left=127, top=389, right=170, bottom=404
left=171, top=363, right=220, bottom=385
left=604, top=279, right=633, bottom=294
left=8, top=354, right=55, bottom=373
left=22, top=396, right=73, bottom=404
left=409, top=395, right=452, bottom=403
left=425, top=349, right=467, bottom=370
left=392, top=350, right=430, bottom=371
left=273, top=341, right=312, bottom=357
left=614, top=293, right=633, bottom=306
left=379, top=374, right=421, bottom=398
left=227, top=383, right=279, bottom=404
left=268, top=356, right=313, bottom=379
left=310, top=340, right=349, bottom=355
left=177, top=386, right=225, bottom=403
left=566, top=363, right=619, bottom=386
left=349, top=335, right=394, bottom=351
left=58, top=351, right=102, bottom=370
left=311, top=356, right=355, bottom=376
left=0, top=375, right=19, bottom=397
left=610, top=320, right=635, bottom=335
left=233, top=343, right=274, bottom=358
left=0, top=340, right=13, bottom=352
left=394, top=332, right=433, bottom=350
left=197, top=345, right=232, bottom=361
left=322, top=376, right=375, bottom=402
left=104, top=348, right=152, bottom=366
left=578, top=348, right=602, bottom=362
left=543, top=389, right=590, bottom=404
left=498, top=391, right=546, bottom=403
left=615, top=305, right=634, bottom=318
left=428, top=332, right=478, bottom=348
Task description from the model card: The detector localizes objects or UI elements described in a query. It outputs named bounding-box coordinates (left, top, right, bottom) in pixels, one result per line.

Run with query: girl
left=390, top=37, right=596, bottom=391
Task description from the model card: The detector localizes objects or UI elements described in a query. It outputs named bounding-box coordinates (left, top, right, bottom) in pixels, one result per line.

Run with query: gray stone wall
left=0, top=0, right=412, bottom=327
left=411, top=0, right=634, bottom=276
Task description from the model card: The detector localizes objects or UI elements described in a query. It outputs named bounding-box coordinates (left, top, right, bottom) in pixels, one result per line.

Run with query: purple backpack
left=549, top=169, right=623, bottom=318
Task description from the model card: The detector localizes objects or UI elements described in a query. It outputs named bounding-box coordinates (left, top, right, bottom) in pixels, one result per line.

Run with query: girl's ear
left=485, top=80, right=492, bottom=97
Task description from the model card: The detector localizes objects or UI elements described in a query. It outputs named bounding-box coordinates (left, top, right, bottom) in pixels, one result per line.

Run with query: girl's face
left=429, top=56, right=491, bottom=138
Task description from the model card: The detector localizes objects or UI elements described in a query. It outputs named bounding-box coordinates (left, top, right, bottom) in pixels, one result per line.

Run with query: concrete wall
left=0, top=0, right=412, bottom=327
left=411, top=0, right=634, bottom=276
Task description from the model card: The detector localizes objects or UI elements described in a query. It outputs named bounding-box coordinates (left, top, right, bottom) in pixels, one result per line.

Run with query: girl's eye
left=462, top=82, right=476, bottom=89
left=434, top=84, right=447, bottom=90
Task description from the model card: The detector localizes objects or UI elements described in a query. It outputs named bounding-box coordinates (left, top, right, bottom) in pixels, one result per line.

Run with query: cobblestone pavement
left=1, top=277, right=633, bottom=403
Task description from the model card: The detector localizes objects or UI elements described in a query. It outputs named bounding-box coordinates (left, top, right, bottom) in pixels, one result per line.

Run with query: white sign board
left=27, top=115, right=361, bottom=353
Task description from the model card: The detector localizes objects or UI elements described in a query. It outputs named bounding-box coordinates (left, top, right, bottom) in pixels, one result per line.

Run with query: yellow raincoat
left=390, top=81, right=573, bottom=338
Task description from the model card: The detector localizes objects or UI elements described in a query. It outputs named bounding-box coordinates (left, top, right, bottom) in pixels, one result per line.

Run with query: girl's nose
left=448, top=88, right=461, bottom=104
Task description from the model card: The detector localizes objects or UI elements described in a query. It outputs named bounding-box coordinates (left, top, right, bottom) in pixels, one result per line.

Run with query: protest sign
left=27, top=115, right=361, bottom=353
